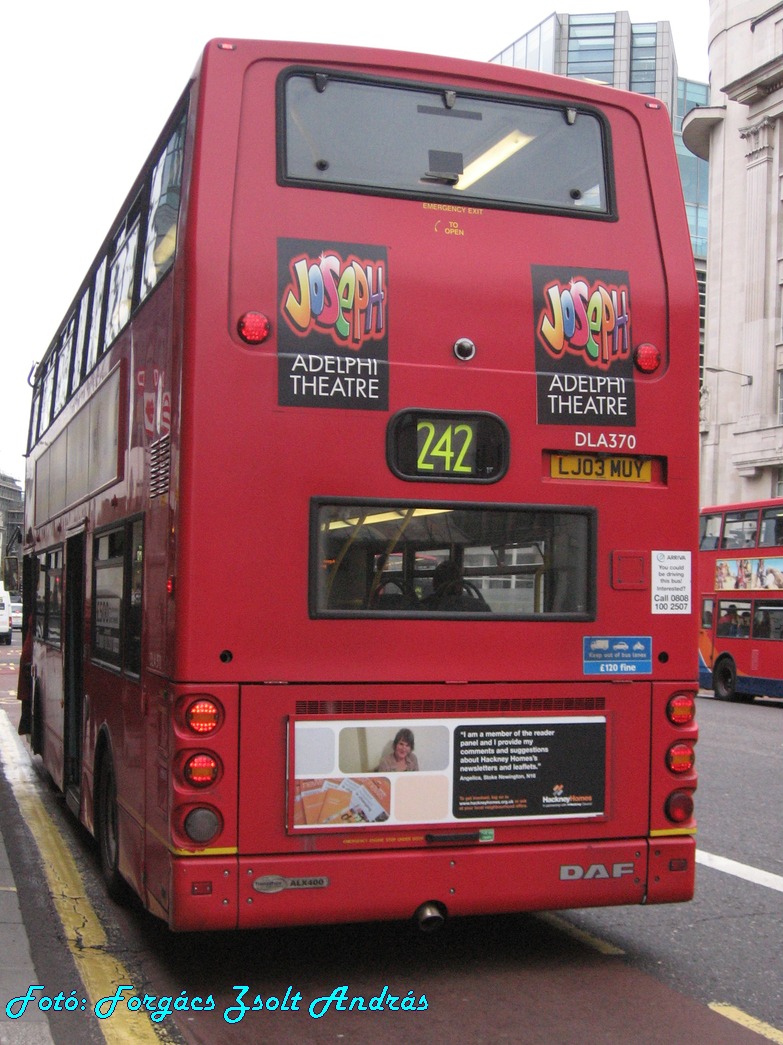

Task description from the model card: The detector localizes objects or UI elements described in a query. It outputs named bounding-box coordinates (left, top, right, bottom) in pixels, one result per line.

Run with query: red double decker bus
left=699, top=499, right=783, bottom=701
left=20, top=39, right=699, bottom=931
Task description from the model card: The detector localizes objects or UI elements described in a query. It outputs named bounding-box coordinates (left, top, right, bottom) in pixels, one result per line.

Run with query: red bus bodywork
left=24, top=40, right=699, bottom=930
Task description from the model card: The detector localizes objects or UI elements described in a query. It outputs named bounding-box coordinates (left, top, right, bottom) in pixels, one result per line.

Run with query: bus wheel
left=713, top=657, right=738, bottom=701
left=96, top=754, right=126, bottom=903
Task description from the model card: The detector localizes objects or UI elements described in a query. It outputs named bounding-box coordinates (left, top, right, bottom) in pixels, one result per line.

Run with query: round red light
left=237, top=311, right=271, bottom=344
left=667, top=692, right=696, bottom=725
left=184, top=753, right=220, bottom=787
left=665, top=789, right=694, bottom=823
left=666, top=742, right=695, bottom=774
left=186, top=699, right=220, bottom=734
left=634, top=342, right=661, bottom=374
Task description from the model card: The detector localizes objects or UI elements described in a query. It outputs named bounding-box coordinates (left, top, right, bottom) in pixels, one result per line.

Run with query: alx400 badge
left=252, top=875, right=330, bottom=894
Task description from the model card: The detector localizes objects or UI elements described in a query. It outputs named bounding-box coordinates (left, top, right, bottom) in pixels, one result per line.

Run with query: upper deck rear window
left=281, top=71, right=610, bottom=215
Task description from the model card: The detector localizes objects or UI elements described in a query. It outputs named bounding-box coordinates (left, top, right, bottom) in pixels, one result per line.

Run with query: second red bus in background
left=699, top=499, right=783, bottom=701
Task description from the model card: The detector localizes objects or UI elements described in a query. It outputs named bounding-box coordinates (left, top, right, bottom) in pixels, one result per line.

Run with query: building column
left=738, top=117, right=775, bottom=423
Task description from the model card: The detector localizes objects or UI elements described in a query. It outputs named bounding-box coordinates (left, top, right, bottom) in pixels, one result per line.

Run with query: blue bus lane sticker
left=583, top=636, right=652, bottom=675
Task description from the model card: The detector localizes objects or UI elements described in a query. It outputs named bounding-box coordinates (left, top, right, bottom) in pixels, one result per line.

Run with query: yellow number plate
left=550, top=453, right=652, bottom=483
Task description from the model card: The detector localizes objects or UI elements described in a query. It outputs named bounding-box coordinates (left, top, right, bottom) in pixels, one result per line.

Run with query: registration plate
left=550, top=453, right=652, bottom=483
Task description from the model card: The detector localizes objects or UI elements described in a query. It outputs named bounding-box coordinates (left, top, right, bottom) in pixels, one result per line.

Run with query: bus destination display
left=388, top=411, right=509, bottom=483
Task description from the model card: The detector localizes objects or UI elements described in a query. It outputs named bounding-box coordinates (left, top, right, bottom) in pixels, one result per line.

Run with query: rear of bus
left=154, top=40, right=699, bottom=930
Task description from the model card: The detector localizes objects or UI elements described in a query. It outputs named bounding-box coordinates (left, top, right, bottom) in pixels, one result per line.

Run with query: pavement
left=0, top=832, right=54, bottom=1044
left=0, top=637, right=55, bottom=1044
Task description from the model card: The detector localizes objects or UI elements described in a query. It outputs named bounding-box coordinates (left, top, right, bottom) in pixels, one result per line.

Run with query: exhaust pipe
left=414, top=901, right=446, bottom=933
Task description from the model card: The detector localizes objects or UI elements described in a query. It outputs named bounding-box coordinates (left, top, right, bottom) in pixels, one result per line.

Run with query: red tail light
left=666, top=742, right=695, bottom=774
left=186, top=699, right=221, bottom=734
left=184, top=753, right=220, bottom=787
left=634, top=342, right=661, bottom=374
left=667, top=692, right=696, bottom=725
left=237, top=311, right=271, bottom=344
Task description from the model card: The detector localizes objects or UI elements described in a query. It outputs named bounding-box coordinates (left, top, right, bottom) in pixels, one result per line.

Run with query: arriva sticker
left=652, top=551, right=692, bottom=615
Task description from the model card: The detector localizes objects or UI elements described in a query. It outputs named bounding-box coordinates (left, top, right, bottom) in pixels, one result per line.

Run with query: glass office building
left=491, top=11, right=708, bottom=367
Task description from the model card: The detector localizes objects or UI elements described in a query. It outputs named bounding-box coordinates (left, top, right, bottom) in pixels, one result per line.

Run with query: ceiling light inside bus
left=327, top=508, right=452, bottom=530
left=237, top=311, right=271, bottom=344
left=633, top=342, right=661, bottom=374
left=456, top=131, right=534, bottom=191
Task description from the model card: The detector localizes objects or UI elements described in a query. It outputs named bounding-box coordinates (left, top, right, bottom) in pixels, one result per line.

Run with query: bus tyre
left=713, top=657, right=737, bottom=701
left=96, top=754, right=126, bottom=903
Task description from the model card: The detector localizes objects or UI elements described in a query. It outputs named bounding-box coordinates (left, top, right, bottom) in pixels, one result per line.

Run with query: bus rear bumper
left=167, top=836, right=695, bottom=931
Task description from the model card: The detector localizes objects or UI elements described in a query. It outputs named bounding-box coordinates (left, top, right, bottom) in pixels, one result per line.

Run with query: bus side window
left=754, top=605, right=783, bottom=640
left=701, top=599, right=714, bottom=628
left=35, top=548, right=63, bottom=646
left=716, top=600, right=751, bottom=636
left=126, top=519, right=144, bottom=677
left=753, top=610, right=771, bottom=638
left=86, top=258, right=108, bottom=374
left=699, top=513, right=722, bottom=550
left=70, top=288, right=91, bottom=395
left=759, top=508, right=783, bottom=548
left=722, top=511, right=758, bottom=549
left=141, top=114, right=186, bottom=301
left=105, top=217, right=141, bottom=346
left=28, top=393, right=41, bottom=454
left=53, top=319, right=76, bottom=419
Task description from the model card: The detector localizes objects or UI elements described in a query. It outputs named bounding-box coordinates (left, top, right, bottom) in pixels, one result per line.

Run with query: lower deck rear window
left=312, top=500, right=594, bottom=618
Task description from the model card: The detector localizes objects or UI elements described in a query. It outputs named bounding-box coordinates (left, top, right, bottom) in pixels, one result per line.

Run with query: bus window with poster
left=21, top=38, right=698, bottom=932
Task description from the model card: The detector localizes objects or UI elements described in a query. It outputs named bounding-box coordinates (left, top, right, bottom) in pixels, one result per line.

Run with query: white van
left=0, top=587, right=12, bottom=645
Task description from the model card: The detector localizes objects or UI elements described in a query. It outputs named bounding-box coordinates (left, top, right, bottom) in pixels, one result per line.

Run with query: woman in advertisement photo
left=375, top=728, right=419, bottom=773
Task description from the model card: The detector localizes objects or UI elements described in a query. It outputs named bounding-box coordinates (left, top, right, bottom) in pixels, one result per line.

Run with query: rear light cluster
left=237, top=311, right=271, bottom=344
left=662, top=690, right=697, bottom=826
left=633, top=342, right=661, bottom=374
left=186, top=698, right=221, bottom=733
left=184, top=753, right=220, bottom=787
left=665, top=790, right=694, bottom=824
left=666, top=742, right=695, bottom=774
left=666, top=692, right=696, bottom=725
left=175, top=695, right=226, bottom=846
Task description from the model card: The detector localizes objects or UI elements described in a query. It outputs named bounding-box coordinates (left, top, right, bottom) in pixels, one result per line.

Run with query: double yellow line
left=0, top=713, right=165, bottom=1045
